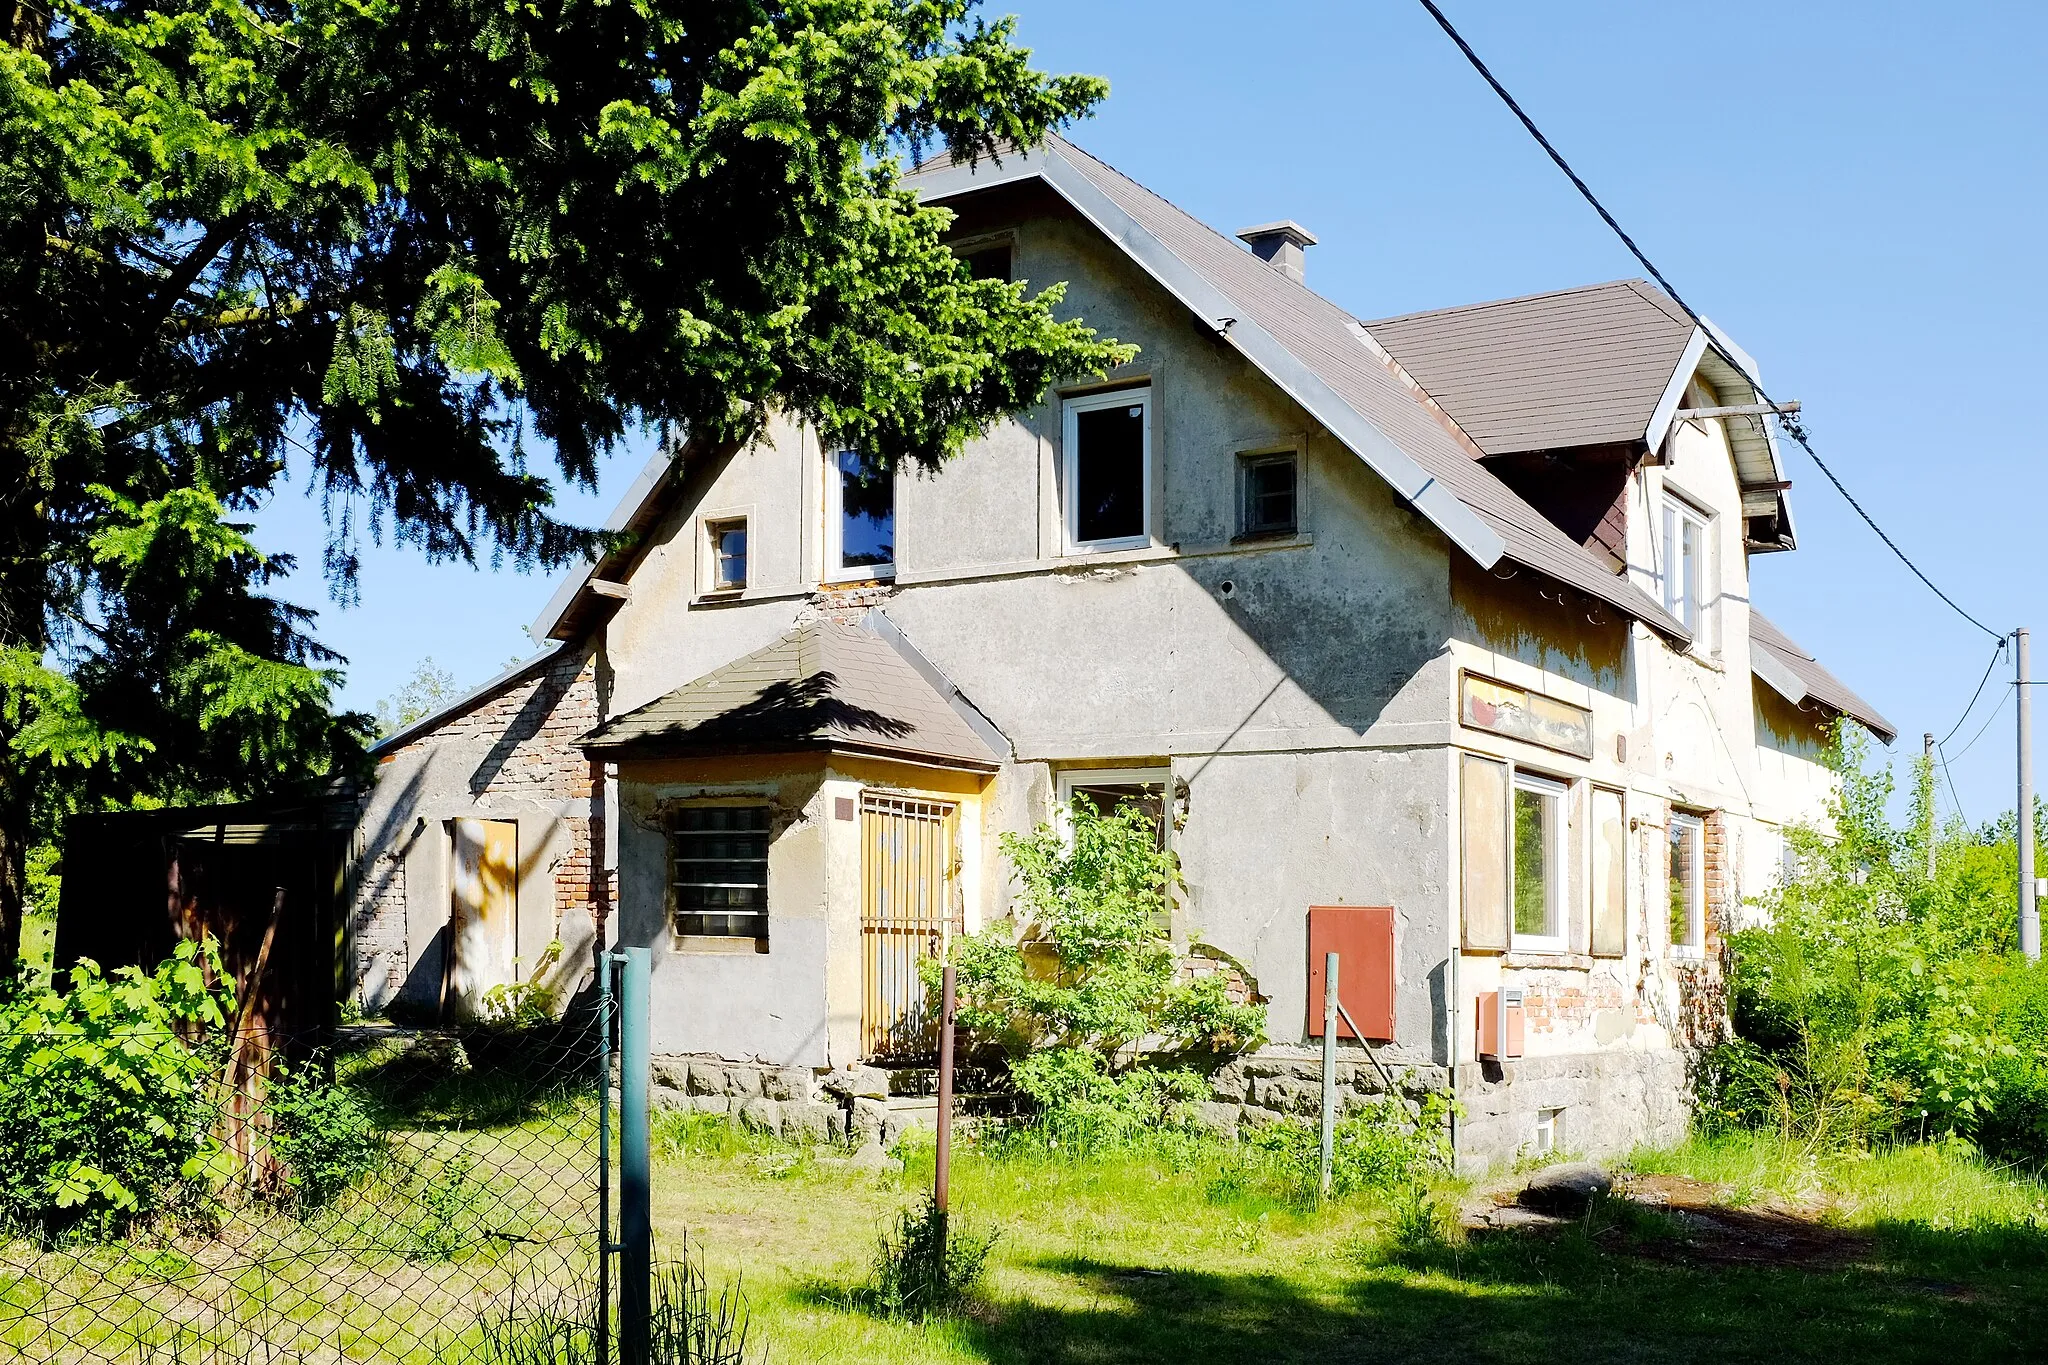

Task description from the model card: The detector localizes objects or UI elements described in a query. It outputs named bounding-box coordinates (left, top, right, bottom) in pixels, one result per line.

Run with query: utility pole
left=2020, top=628, right=2037, bottom=962
left=1924, top=732, right=1937, bottom=880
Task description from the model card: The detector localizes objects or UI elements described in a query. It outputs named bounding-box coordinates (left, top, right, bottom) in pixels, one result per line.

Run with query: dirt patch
left=1611, top=1173, right=1872, bottom=1271
left=1464, top=1172, right=1874, bottom=1271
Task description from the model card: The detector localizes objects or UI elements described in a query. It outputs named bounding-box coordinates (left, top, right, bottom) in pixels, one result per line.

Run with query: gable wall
left=349, top=645, right=609, bottom=1015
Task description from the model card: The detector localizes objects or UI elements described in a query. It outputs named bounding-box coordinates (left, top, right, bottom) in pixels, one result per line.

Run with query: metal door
left=860, top=794, right=959, bottom=1058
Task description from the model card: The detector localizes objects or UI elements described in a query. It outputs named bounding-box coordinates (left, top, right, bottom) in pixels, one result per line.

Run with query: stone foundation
left=1455, top=1048, right=1687, bottom=1172
left=1201, top=1045, right=1449, bottom=1135
left=650, top=1055, right=921, bottom=1148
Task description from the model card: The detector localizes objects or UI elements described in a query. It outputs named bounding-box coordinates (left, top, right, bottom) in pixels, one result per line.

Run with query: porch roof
left=580, top=618, right=1003, bottom=772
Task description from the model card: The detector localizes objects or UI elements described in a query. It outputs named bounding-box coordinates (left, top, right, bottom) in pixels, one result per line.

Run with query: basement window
left=1063, top=386, right=1152, bottom=551
left=707, top=517, right=748, bottom=592
left=1238, top=451, right=1299, bottom=538
left=1533, top=1107, right=1563, bottom=1157
left=1669, top=812, right=1706, bottom=955
left=670, top=806, right=770, bottom=941
left=827, top=450, right=895, bottom=579
left=1511, top=772, right=1568, bottom=952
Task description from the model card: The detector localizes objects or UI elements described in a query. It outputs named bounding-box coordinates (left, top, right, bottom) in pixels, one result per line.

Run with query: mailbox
left=1477, top=987, right=1525, bottom=1061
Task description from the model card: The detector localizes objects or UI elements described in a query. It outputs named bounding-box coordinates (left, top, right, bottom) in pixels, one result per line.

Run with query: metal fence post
left=620, top=947, right=652, bottom=1365
left=596, top=949, right=614, bottom=1365
left=1320, top=951, right=1339, bottom=1201
left=935, top=964, right=956, bottom=1263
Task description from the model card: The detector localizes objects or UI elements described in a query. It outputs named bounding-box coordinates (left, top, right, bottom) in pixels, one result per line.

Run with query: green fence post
left=620, top=946, right=651, bottom=1365
left=596, top=949, right=614, bottom=1365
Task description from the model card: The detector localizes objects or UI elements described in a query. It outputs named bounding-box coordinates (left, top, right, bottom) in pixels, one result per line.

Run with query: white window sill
left=1063, top=536, right=1154, bottom=557
left=822, top=567, right=896, bottom=587
left=1503, top=949, right=1592, bottom=969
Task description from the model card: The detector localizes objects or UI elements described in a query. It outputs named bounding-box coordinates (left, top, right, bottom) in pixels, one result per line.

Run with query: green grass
left=652, top=1128, right=2048, bottom=1364
left=10, top=1035, right=2048, bottom=1365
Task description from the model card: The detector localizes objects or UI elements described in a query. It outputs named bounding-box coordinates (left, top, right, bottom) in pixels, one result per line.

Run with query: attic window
left=1238, top=451, right=1298, bottom=538
left=707, top=517, right=748, bottom=591
left=1661, top=493, right=1713, bottom=650
left=960, top=243, right=1012, bottom=283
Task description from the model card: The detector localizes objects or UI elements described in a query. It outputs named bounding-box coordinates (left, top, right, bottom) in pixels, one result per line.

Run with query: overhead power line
left=1415, top=0, right=2004, bottom=644
left=1940, top=637, right=2010, bottom=749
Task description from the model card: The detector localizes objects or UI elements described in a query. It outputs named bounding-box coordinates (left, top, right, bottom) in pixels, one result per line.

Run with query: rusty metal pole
left=935, top=964, right=956, bottom=1258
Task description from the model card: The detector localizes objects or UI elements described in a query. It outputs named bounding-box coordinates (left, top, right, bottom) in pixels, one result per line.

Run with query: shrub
left=866, top=1195, right=997, bottom=1321
left=1725, top=724, right=2048, bottom=1159
left=943, top=798, right=1266, bottom=1140
left=403, top=1154, right=488, bottom=1261
left=1240, top=1092, right=1454, bottom=1203
left=264, top=1062, right=385, bottom=1210
left=0, top=937, right=234, bottom=1239
left=650, top=1237, right=758, bottom=1363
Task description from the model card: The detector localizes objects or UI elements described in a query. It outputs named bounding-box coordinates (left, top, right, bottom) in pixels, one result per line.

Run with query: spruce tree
left=0, top=0, right=1127, bottom=968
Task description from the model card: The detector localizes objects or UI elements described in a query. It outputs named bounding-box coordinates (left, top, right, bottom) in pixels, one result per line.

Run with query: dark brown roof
left=581, top=619, right=1002, bottom=770
left=1750, top=611, right=1895, bottom=743
left=1362, top=280, right=1696, bottom=457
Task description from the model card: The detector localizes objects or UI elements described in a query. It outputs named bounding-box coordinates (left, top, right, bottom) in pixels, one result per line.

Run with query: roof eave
left=370, top=642, right=566, bottom=757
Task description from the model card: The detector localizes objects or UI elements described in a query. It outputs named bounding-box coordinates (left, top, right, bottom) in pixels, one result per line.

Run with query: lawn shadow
left=906, top=1215, right=2048, bottom=1365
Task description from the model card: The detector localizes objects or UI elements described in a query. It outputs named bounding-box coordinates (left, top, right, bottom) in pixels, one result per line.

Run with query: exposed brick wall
left=348, top=645, right=608, bottom=1008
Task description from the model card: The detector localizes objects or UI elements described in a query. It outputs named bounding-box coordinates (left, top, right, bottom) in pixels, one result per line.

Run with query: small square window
left=707, top=518, right=748, bottom=591
left=960, top=244, right=1012, bottom=283
left=1239, top=452, right=1298, bottom=537
left=1057, top=767, right=1170, bottom=850
left=670, top=805, right=769, bottom=940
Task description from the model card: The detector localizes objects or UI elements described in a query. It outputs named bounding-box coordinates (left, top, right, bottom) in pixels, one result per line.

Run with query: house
left=347, top=135, right=1891, bottom=1169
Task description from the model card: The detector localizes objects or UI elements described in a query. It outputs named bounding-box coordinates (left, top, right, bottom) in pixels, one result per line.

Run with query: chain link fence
left=0, top=999, right=613, bottom=1364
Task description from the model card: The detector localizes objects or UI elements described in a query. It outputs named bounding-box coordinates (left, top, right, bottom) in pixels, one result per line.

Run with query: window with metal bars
left=669, top=805, right=770, bottom=939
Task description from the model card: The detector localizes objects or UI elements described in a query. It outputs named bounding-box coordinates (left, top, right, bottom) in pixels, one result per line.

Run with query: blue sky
left=254, top=0, right=2046, bottom=824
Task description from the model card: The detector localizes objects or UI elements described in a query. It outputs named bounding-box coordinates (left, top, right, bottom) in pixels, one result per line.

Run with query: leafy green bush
left=264, top=1062, right=385, bottom=1210
left=1725, top=725, right=2048, bottom=1159
left=0, top=938, right=234, bottom=1239
left=865, top=1196, right=997, bottom=1321
left=943, top=798, right=1265, bottom=1142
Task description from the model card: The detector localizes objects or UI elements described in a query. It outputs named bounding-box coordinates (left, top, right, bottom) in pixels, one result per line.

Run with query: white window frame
left=1509, top=770, right=1570, bottom=953
left=823, top=449, right=896, bottom=583
left=703, top=514, right=749, bottom=594
left=1055, top=766, right=1171, bottom=843
left=1669, top=812, right=1707, bottom=957
left=1061, top=385, right=1153, bottom=553
left=1661, top=490, right=1715, bottom=652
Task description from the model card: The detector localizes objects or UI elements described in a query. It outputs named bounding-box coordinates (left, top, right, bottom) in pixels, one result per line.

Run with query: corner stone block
left=651, top=1058, right=692, bottom=1091
left=738, top=1097, right=783, bottom=1136
left=783, top=1101, right=836, bottom=1142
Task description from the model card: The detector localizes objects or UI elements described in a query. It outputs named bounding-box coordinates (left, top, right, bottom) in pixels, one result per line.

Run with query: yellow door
left=860, top=795, right=958, bottom=1059
left=449, top=818, right=518, bottom=1018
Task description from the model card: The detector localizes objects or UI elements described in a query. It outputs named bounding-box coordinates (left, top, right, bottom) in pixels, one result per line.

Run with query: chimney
left=1235, top=220, right=1318, bottom=283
